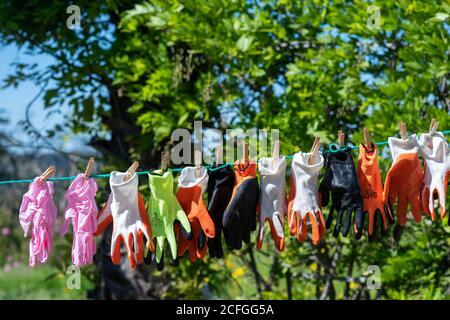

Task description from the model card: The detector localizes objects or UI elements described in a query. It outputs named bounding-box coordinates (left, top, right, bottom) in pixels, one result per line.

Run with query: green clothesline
left=1, top=130, right=449, bottom=185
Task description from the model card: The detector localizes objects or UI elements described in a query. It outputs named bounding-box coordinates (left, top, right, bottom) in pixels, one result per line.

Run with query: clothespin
left=84, top=157, right=95, bottom=180
left=215, top=146, right=223, bottom=165
left=363, top=127, right=372, bottom=150
left=400, top=122, right=407, bottom=140
left=194, top=149, right=202, bottom=178
left=124, top=161, right=139, bottom=182
left=309, top=137, right=321, bottom=165
left=429, top=118, right=439, bottom=134
left=338, top=130, right=345, bottom=146
left=39, top=166, right=55, bottom=183
left=271, top=140, right=280, bottom=169
left=161, top=151, right=170, bottom=172
left=241, top=142, right=249, bottom=164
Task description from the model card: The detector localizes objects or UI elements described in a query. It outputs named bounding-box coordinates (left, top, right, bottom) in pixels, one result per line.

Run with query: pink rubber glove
left=61, top=174, right=98, bottom=267
left=19, top=177, right=57, bottom=267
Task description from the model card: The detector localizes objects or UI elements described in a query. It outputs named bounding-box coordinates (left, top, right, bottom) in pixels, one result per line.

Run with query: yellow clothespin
left=124, top=161, right=139, bottom=182
left=39, top=166, right=56, bottom=183
left=400, top=122, right=407, bottom=140
left=84, top=157, right=95, bottom=180
left=309, top=137, right=321, bottom=165
left=194, top=149, right=202, bottom=178
left=215, top=146, right=223, bottom=165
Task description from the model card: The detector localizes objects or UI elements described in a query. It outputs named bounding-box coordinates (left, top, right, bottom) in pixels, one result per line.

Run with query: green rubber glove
left=145, top=170, right=191, bottom=270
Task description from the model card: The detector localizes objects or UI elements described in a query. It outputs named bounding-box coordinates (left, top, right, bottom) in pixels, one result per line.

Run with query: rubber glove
left=61, top=173, right=98, bottom=267
left=357, top=144, right=395, bottom=242
left=146, top=170, right=191, bottom=270
left=383, top=135, right=424, bottom=227
left=223, top=161, right=259, bottom=250
left=176, top=167, right=215, bottom=262
left=418, top=131, right=450, bottom=222
left=94, top=171, right=153, bottom=269
left=207, top=164, right=235, bottom=258
left=319, top=148, right=365, bottom=239
left=19, top=177, right=57, bottom=267
left=288, top=151, right=325, bottom=245
left=257, top=157, right=287, bottom=251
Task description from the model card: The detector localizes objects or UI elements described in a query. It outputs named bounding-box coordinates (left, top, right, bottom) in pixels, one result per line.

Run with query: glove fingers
left=410, top=193, right=423, bottom=223
left=353, top=206, right=365, bottom=240
left=341, top=207, right=353, bottom=237
left=367, top=211, right=375, bottom=242
left=125, top=233, right=137, bottom=269
left=157, top=252, right=164, bottom=271
left=197, top=229, right=207, bottom=251
left=308, top=212, right=320, bottom=246
left=333, top=208, right=344, bottom=237
left=196, top=207, right=216, bottom=238
left=326, top=206, right=335, bottom=230
left=110, top=235, right=123, bottom=266
left=396, top=196, right=408, bottom=226
left=317, top=211, right=326, bottom=241
left=385, top=200, right=395, bottom=225
left=393, top=224, right=404, bottom=242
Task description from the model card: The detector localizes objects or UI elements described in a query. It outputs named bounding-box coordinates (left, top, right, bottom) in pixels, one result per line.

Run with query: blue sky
left=0, top=44, right=92, bottom=154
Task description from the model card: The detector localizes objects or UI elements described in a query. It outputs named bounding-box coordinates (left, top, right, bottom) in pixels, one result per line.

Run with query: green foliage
left=0, top=0, right=449, bottom=299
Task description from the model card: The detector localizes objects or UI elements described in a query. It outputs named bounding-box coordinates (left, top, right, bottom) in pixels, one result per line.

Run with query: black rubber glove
left=206, top=164, right=235, bottom=258
left=319, top=148, right=365, bottom=239
left=222, top=161, right=259, bottom=250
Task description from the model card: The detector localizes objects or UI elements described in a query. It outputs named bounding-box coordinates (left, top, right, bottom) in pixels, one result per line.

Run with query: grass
left=0, top=264, right=92, bottom=300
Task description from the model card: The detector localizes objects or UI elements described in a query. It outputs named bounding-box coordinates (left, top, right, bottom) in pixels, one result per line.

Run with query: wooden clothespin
left=363, top=127, right=372, bottom=150
left=194, top=149, right=202, bottom=178
left=124, top=161, right=139, bottom=182
left=271, top=140, right=280, bottom=169
left=309, top=137, right=321, bottom=165
left=161, top=151, right=170, bottom=172
left=429, top=118, right=439, bottom=133
left=338, top=130, right=345, bottom=146
left=39, top=166, right=56, bottom=183
left=215, top=146, right=223, bottom=165
left=241, top=142, right=249, bottom=164
left=84, top=157, right=95, bottom=180
left=400, top=122, right=407, bottom=140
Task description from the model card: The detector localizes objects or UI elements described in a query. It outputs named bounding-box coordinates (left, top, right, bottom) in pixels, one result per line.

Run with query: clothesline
left=1, top=129, right=449, bottom=185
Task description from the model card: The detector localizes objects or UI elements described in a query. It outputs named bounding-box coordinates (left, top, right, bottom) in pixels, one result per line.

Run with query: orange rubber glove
left=383, top=135, right=424, bottom=228
left=357, top=144, right=394, bottom=242
left=176, top=167, right=215, bottom=262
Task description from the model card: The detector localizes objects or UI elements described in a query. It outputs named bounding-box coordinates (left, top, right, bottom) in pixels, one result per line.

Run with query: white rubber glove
left=288, top=151, right=325, bottom=245
left=418, top=131, right=450, bottom=220
left=257, top=157, right=287, bottom=251
left=94, top=171, right=153, bottom=268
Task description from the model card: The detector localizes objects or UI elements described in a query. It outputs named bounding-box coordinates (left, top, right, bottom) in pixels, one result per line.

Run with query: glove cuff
left=258, top=157, right=286, bottom=176
left=178, top=166, right=209, bottom=192
left=388, top=134, right=419, bottom=162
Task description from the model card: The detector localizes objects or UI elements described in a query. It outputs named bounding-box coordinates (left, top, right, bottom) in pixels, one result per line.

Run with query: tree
left=0, top=0, right=449, bottom=299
